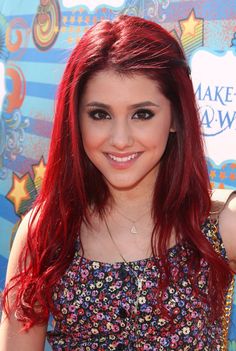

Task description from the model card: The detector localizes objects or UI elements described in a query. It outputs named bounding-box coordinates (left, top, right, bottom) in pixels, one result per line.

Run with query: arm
left=0, top=211, right=47, bottom=351
left=217, top=190, right=236, bottom=272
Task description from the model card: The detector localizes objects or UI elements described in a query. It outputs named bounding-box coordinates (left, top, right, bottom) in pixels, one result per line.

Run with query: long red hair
left=2, top=15, right=232, bottom=329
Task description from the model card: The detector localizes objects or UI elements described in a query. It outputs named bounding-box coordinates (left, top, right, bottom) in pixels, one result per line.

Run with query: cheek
left=80, top=125, right=107, bottom=157
left=147, top=127, right=170, bottom=152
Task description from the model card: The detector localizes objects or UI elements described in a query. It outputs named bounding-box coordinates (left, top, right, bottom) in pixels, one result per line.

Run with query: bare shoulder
left=0, top=207, right=47, bottom=351
left=5, top=208, right=38, bottom=281
left=215, top=190, right=236, bottom=270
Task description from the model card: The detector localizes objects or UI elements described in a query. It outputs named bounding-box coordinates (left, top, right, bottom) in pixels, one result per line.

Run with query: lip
left=104, top=152, right=142, bottom=169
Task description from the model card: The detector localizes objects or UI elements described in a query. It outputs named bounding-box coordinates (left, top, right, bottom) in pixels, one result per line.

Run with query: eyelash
left=87, top=109, right=155, bottom=121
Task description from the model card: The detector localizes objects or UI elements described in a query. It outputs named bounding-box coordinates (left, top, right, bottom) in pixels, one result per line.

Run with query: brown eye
left=88, top=109, right=111, bottom=120
left=132, top=109, right=155, bottom=120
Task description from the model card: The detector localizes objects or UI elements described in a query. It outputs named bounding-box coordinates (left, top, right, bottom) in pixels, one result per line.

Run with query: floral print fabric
left=47, top=219, right=226, bottom=350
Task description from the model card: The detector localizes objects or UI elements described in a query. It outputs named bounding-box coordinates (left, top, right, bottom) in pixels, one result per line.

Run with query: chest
left=51, top=243, right=214, bottom=338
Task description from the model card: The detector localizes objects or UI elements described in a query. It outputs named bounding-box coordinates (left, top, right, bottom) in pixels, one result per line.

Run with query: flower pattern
left=47, top=218, right=226, bottom=350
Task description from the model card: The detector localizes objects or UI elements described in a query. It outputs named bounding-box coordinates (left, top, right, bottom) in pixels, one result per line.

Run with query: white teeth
left=108, top=153, right=138, bottom=162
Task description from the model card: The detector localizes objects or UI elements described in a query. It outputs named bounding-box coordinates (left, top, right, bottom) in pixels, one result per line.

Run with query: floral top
left=47, top=219, right=227, bottom=350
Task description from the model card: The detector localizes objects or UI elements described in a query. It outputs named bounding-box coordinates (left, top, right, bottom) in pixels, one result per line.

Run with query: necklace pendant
left=130, top=225, right=138, bottom=234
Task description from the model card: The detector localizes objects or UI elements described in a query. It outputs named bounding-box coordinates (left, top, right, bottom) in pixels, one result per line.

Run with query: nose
left=110, top=119, right=133, bottom=150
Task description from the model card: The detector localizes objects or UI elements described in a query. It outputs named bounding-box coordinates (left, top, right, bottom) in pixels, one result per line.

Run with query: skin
left=0, top=69, right=235, bottom=350
left=78, top=69, right=176, bottom=261
left=79, top=69, right=175, bottom=196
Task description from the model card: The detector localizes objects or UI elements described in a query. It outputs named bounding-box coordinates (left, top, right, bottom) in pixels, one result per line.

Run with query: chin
left=105, top=176, right=146, bottom=191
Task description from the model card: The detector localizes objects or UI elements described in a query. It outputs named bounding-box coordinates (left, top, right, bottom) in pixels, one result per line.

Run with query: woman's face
left=79, top=69, right=174, bottom=191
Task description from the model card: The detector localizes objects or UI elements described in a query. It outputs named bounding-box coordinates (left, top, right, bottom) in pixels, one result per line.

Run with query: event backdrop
left=0, top=0, right=235, bottom=349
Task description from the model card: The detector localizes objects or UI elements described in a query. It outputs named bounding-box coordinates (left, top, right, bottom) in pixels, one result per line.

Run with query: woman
left=0, top=14, right=235, bottom=351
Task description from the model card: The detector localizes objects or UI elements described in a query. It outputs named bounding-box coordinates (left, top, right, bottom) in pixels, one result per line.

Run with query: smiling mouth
left=106, top=152, right=140, bottom=163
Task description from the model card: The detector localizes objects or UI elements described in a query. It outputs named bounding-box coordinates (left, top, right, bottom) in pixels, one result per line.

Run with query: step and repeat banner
left=0, top=0, right=235, bottom=349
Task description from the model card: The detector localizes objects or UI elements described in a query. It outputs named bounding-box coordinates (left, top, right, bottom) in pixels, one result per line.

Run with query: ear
left=169, top=120, right=176, bottom=133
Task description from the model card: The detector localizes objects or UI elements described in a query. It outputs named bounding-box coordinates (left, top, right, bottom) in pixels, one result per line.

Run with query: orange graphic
left=6, top=18, right=30, bottom=53
left=5, top=64, right=26, bottom=113
left=209, top=170, right=216, bottom=179
left=229, top=173, right=236, bottom=181
left=219, top=172, right=226, bottom=180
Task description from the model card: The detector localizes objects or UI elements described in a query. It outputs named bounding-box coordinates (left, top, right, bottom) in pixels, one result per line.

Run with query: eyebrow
left=85, top=101, right=160, bottom=109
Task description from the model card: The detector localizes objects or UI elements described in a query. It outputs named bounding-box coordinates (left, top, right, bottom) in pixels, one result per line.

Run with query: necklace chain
left=104, top=217, right=151, bottom=313
left=114, top=207, right=150, bottom=235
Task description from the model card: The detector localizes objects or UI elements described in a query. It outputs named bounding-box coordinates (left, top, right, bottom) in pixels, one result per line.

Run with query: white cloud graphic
left=191, top=49, right=236, bottom=165
left=62, top=0, right=125, bottom=11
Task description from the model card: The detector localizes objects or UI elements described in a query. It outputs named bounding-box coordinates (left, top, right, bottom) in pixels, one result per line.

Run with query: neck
left=108, top=181, right=154, bottom=216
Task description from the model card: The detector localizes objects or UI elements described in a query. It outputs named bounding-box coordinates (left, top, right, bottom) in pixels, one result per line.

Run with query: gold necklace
left=104, top=217, right=151, bottom=313
left=114, top=207, right=151, bottom=235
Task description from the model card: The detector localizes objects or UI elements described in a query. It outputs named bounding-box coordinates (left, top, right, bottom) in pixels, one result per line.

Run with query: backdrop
left=0, top=0, right=235, bottom=349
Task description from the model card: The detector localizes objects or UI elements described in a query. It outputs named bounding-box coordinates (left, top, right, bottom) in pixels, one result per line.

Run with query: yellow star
left=70, top=16, right=75, bottom=24
left=209, top=170, right=216, bottom=179
left=32, top=157, right=46, bottom=182
left=180, top=9, right=202, bottom=37
left=67, top=36, right=74, bottom=43
left=61, top=26, right=67, bottom=33
left=78, top=16, right=83, bottom=24
left=63, top=16, right=67, bottom=24
left=7, top=174, right=31, bottom=212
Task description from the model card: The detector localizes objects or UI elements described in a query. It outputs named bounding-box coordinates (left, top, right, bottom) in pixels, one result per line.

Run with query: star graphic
left=78, top=16, right=83, bottom=24
left=7, top=173, right=31, bottom=213
left=32, top=157, right=46, bottom=182
left=209, top=170, right=216, bottom=179
left=170, top=29, right=180, bottom=44
left=229, top=173, right=236, bottom=181
left=219, top=172, right=226, bottom=180
left=67, top=36, right=74, bottom=43
left=70, top=16, right=75, bottom=24
left=179, top=9, right=202, bottom=37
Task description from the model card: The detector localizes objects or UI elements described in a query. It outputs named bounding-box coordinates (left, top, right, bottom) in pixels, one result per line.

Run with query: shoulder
left=213, top=189, right=236, bottom=271
left=5, top=208, right=40, bottom=284
left=0, top=208, right=47, bottom=350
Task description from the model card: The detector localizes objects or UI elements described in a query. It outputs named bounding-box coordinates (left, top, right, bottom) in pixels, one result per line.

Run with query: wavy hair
left=2, top=15, right=232, bottom=328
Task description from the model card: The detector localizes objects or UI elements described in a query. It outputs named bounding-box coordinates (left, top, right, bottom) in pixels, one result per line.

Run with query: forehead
left=80, top=69, right=166, bottom=105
